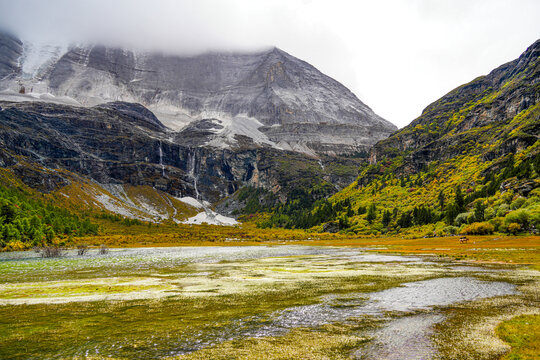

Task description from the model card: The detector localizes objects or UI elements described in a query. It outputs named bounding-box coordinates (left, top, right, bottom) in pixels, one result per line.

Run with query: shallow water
left=366, top=277, right=516, bottom=312
left=232, top=277, right=516, bottom=338
left=0, top=245, right=426, bottom=264
left=357, top=313, right=445, bottom=360
left=0, top=246, right=520, bottom=359
left=155, top=276, right=516, bottom=356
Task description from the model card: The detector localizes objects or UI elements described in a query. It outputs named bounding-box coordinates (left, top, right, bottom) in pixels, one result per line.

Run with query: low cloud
left=1, top=0, right=539, bottom=127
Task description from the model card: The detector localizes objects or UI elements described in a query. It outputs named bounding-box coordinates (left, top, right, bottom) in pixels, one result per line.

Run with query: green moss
left=0, top=278, right=169, bottom=299
left=175, top=322, right=373, bottom=360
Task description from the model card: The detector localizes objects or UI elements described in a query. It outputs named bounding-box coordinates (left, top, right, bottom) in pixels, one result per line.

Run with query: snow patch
left=20, top=41, right=68, bottom=80
left=0, top=89, right=81, bottom=106
left=204, top=115, right=279, bottom=149
left=183, top=209, right=238, bottom=226
left=150, top=106, right=193, bottom=131
left=153, top=107, right=281, bottom=150
left=176, top=196, right=207, bottom=209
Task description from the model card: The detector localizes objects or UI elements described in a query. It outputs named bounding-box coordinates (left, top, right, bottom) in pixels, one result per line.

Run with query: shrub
left=443, top=226, right=459, bottom=235
left=77, top=244, right=89, bottom=256
left=523, top=196, right=539, bottom=208
left=484, top=207, right=496, bottom=220
left=432, top=222, right=446, bottom=237
left=497, top=204, right=510, bottom=217
left=507, top=222, right=521, bottom=235
left=489, top=217, right=504, bottom=232
left=528, top=188, right=540, bottom=198
left=98, top=244, right=109, bottom=255
left=502, top=191, right=514, bottom=204
left=461, top=222, right=495, bottom=235
left=37, top=246, right=64, bottom=258
left=5, top=240, right=27, bottom=251
left=510, top=197, right=526, bottom=210
left=455, top=212, right=471, bottom=226
left=504, top=209, right=530, bottom=228
left=530, top=207, right=540, bottom=228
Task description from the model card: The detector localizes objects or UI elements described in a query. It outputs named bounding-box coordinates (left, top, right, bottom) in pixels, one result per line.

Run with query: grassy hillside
left=0, top=167, right=350, bottom=251
left=0, top=172, right=99, bottom=250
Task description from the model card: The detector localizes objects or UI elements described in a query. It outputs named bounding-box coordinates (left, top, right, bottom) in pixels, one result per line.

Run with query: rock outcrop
left=0, top=32, right=22, bottom=80
left=0, top=100, right=361, bottom=203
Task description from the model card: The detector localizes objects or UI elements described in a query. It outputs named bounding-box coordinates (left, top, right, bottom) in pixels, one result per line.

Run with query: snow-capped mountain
left=0, top=32, right=396, bottom=155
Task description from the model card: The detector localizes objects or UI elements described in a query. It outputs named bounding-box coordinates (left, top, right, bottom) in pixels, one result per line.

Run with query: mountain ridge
left=368, top=38, right=540, bottom=168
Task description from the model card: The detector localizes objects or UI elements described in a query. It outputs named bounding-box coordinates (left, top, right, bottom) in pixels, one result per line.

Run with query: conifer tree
left=366, top=203, right=377, bottom=224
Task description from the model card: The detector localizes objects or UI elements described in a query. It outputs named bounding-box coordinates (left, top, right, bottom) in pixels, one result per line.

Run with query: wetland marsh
left=0, top=245, right=538, bottom=359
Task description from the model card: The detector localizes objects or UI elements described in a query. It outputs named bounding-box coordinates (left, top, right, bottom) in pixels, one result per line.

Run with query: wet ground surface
left=163, top=277, right=516, bottom=357
left=357, top=313, right=445, bottom=360
left=0, top=246, right=423, bottom=283
left=0, top=246, right=524, bottom=359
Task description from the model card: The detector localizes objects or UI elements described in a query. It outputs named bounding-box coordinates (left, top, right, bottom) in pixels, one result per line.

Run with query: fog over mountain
left=1, top=0, right=539, bottom=127
left=0, top=31, right=397, bottom=155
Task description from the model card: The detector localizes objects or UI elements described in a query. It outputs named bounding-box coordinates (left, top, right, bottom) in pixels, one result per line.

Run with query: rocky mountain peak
left=0, top=32, right=397, bottom=155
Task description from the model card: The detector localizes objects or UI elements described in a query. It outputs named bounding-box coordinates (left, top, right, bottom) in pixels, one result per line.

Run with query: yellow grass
left=75, top=231, right=540, bottom=267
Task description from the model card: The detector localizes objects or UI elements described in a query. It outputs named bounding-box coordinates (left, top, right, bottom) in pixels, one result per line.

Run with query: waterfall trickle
left=158, top=141, right=165, bottom=177
left=186, top=149, right=218, bottom=222
left=187, top=149, right=200, bottom=200
left=318, top=159, right=325, bottom=171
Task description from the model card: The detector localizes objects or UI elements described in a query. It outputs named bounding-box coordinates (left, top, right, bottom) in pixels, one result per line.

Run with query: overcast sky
left=1, top=0, right=539, bottom=128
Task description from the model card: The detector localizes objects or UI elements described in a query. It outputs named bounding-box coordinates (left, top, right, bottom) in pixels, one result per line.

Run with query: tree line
left=0, top=185, right=98, bottom=249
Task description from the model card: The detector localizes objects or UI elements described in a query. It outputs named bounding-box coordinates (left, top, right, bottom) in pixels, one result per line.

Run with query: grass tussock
left=497, top=314, right=540, bottom=360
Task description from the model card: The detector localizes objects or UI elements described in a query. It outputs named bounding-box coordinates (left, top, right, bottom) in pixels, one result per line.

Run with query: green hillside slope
left=260, top=39, right=540, bottom=237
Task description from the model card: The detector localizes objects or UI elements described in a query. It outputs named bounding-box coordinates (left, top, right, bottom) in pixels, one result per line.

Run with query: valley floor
left=0, top=236, right=538, bottom=359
